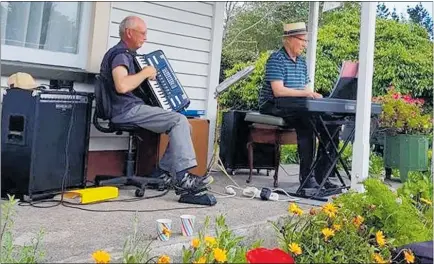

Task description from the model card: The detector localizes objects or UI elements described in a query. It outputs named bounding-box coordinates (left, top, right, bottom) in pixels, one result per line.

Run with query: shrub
left=333, top=178, right=432, bottom=246
left=272, top=177, right=430, bottom=263
left=272, top=201, right=395, bottom=263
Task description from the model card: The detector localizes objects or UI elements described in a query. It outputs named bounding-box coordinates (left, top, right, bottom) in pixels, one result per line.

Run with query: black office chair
left=92, top=75, right=167, bottom=197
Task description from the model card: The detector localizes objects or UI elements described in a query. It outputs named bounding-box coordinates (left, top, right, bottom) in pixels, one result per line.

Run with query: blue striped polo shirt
left=259, top=47, right=310, bottom=107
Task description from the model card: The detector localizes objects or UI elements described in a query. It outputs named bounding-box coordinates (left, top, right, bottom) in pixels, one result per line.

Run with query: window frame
left=1, top=2, right=92, bottom=69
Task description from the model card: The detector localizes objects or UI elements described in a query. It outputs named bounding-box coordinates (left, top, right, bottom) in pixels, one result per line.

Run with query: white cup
left=180, top=215, right=196, bottom=237
left=156, top=219, right=172, bottom=241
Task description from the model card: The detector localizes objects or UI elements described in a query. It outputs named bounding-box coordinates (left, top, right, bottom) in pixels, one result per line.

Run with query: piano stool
left=244, top=112, right=297, bottom=187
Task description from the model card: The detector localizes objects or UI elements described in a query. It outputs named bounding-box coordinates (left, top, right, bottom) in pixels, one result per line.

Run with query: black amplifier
left=1, top=88, right=93, bottom=200
left=219, top=110, right=277, bottom=174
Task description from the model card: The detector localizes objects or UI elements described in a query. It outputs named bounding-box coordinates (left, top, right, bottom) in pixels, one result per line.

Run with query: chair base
left=94, top=175, right=168, bottom=197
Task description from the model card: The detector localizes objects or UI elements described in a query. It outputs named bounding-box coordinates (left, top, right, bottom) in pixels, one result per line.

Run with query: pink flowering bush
left=373, top=88, right=432, bottom=135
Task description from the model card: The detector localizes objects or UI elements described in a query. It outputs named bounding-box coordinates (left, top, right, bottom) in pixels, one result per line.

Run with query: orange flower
left=404, top=249, right=415, bottom=263
left=352, top=215, right=364, bottom=228
left=157, top=255, right=170, bottom=264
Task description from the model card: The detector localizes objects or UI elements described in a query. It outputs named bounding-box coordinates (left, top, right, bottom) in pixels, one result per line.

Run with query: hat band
left=283, top=29, right=307, bottom=35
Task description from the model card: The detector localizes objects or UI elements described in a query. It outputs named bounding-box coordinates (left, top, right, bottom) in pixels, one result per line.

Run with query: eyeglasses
left=293, top=36, right=309, bottom=43
left=129, top=28, right=147, bottom=36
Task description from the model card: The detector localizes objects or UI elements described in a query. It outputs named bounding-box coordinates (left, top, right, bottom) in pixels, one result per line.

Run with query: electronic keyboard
left=133, top=50, right=190, bottom=112
left=274, top=97, right=382, bottom=115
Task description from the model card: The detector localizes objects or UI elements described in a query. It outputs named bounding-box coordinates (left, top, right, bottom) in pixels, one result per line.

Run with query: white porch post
left=306, top=1, right=319, bottom=92
left=351, top=2, right=377, bottom=191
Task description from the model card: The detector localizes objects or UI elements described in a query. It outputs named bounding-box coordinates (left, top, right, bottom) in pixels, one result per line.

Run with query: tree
left=406, top=3, right=433, bottom=39
left=376, top=2, right=390, bottom=19
left=221, top=2, right=309, bottom=70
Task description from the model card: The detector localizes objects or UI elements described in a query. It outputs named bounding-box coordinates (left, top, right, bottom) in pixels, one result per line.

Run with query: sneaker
left=174, top=173, right=214, bottom=192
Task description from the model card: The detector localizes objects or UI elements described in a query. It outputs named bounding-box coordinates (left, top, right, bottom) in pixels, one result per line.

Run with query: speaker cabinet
left=136, top=118, right=210, bottom=176
left=1, top=88, right=93, bottom=200
left=219, top=110, right=277, bottom=173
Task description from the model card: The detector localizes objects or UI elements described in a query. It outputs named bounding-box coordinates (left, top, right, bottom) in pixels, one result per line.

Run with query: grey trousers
left=111, top=104, right=197, bottom=176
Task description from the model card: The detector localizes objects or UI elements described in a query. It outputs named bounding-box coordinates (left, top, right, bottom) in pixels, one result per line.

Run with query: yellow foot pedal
left=62, top=186, right=119, bottom=204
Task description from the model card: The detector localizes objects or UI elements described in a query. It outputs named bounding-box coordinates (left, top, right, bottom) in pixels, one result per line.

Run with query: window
left=1, top=2, right=91, bottom=69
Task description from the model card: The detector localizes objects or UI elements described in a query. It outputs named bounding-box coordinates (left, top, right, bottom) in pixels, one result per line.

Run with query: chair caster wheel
left=158, top=184, right=165, bottom=191
left=135, top=188, right=145, bottom=197
left=246, top=179, right=251, bottom=184
left=274, top=182, right=279, bottom=188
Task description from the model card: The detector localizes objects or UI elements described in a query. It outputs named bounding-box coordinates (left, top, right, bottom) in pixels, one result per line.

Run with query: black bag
left=395, top=240, right=433, bottom=264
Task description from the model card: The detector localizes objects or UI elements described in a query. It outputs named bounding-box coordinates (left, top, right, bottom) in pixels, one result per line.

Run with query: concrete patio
left=7, top=164, right=401, bottom=263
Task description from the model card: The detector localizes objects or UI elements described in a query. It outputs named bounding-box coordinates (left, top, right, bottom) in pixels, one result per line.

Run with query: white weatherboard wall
left=1, top=1, right=224, bottom=155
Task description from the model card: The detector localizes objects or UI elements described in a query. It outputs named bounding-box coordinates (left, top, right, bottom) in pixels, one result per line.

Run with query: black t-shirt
left=100, top=41, right=143, bottom=118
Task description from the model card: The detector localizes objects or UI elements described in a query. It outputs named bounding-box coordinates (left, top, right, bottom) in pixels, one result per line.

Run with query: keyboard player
left=99, top=15, right=213, bottom=193
left=258, top=22, right=339, bottom=190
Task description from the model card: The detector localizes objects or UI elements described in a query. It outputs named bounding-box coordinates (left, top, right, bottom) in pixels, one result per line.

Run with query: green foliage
left=333, top=178, right=433, bottom=246
left=218, top=52, right=270, bottom=110
left=1, top=195, right=45, bottom=263
left=181, top=215, right=262, bottom=263
left=316, top=4, right=433, bottom=102
left=222, top=2, right=309, bottom=68
left=121, top=214, right=154, bottom=264
left=272, top=201, right=393, bottom=263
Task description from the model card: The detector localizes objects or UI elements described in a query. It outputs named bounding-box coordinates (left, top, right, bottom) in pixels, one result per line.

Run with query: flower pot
left=384, top=134, right=429, bottom=182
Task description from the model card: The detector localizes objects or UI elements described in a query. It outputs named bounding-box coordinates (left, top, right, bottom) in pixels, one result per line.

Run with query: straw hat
left=7, top=72, right=37, bottom=89
left=283, top=22, right=308, bottom=36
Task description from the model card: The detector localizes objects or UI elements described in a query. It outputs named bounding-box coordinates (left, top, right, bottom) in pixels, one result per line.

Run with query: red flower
left=403, top=94, right=412, bottom=102
left=392, top=93, right=400, bottom=99
left=246, top=248, right=295, bottom=264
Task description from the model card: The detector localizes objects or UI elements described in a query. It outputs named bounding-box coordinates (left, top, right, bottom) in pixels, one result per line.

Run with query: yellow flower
left=157, top=255, right=170, bottom=264
left=213, top=248, right=227, bottom=263
left=352, top=215, right=364, bottom=228
left=332, top=224, right=341, bottom=231
left=420, top=198, right=432, bottom=205
left=372, top=253, right=386, bottom=263
left=288, top=243, right=302, bottom=256
left=205, top=236, right=217, bottom=247
left=92, top=250, right=110, bottom=264
left=289, top=203, right=303, bottom=215
left=192, top=238, right=200, bottom=248
left=321, top=203, right=338, bottom=218
left=375, top=231, right=386, bottom=247
left=321, top=228, right=335, bottom=241
left=404, top=249, right=415, bottom=263
left=193, top=257, right=207, bottom=264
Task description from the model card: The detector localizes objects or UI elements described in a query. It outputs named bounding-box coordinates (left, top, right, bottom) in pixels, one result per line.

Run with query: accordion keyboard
left=134, top=50, right=190, bottom=112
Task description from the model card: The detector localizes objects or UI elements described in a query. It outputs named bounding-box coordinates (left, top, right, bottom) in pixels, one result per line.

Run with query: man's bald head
left=119, top=16, right=147, bottom=50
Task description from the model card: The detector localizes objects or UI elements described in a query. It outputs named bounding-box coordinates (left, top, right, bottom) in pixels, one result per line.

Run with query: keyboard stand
left=288, top=114, right=354, bottom=201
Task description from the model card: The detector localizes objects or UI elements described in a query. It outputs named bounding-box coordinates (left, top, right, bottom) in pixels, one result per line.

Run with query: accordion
left=133, top=50, right=190, bottom=112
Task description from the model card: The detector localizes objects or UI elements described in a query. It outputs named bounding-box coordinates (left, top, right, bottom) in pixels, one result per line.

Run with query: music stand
left=206, top=65, right=255, bottom=177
